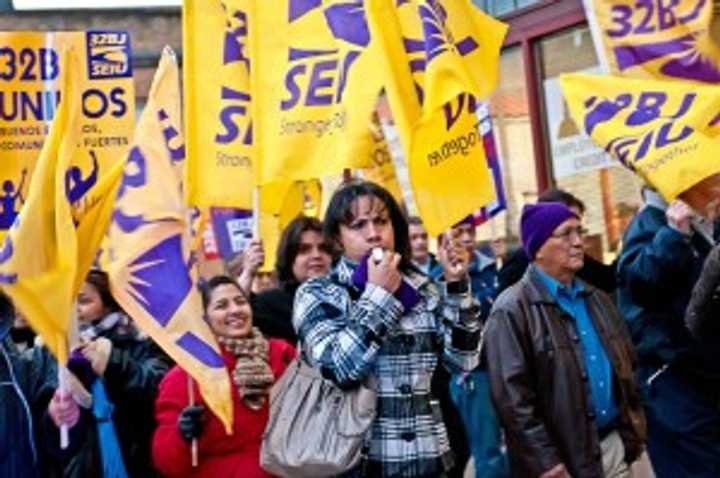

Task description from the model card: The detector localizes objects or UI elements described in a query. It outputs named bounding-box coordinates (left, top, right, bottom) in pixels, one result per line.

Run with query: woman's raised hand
left=368, top=250, right=402, bottom=294
left=438, top=232, right=470, bottom=282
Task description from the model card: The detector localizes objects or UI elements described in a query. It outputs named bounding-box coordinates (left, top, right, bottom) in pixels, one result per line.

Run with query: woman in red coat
left=152, top=275, right=296, bottom=477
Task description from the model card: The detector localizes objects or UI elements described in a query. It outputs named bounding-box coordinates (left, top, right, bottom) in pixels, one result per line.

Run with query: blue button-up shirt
left=535, top=266, right=619, bottom=429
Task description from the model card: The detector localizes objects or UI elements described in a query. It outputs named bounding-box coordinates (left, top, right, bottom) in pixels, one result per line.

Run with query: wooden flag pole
left=187, top=375, right=198, bottom=467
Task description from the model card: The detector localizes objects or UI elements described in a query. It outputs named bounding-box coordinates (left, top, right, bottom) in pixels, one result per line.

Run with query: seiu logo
left=281, top=1, right=370, bottom=111
left=400, top=0, right=479, bottom=130
left=216, top=86, right=252, bottom=145
left=281, top=48, right=360, bottom=110
left=216, top=7, right=252, bottom=146
left=583, top=91, right=696, bottom=165
left=86, top=30, right=133, bottom=79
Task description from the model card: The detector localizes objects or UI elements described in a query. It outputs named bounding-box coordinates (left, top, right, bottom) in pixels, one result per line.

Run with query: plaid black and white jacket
left=293, top=258, right=482, bottom=477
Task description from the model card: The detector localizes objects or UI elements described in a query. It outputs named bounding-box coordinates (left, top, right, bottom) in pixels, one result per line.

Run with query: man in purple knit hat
left=484, top=202, right=646, bottom=478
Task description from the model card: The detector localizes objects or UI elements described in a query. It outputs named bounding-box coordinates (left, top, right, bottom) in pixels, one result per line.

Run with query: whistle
left=371, top=247, right=384, bottom=264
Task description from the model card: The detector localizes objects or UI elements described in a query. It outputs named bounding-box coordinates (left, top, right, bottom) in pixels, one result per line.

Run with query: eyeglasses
left=550, top=226, right=588, bottom=241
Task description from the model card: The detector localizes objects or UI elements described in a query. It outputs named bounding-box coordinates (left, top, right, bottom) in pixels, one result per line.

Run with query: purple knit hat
left=521, top=202, right=579, bottom=260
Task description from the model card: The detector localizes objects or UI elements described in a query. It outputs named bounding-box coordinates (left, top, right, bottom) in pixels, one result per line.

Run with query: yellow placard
left=0, top=31, right=135, bottom=240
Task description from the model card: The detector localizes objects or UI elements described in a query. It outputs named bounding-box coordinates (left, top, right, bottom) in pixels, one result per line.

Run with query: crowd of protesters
left=2, top=179, right=720, bottom=477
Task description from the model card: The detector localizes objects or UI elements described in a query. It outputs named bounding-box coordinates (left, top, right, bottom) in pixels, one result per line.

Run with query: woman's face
left=338, top=195, right=395, bottom=263
left=292, top=230, right=332, bottom=283
left=77, top=282, right=108, bottom=323
left=206, top=283, right=253, bottom=339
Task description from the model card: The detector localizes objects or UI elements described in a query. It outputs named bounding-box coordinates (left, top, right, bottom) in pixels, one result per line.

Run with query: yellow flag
left=249, top=0, right=381, bottom=185
left=585, top=0, right=720, bottom=83
left=277, top=180, right=322, bottom=230
left=184, top=0, right=254, bottom=208
left=188, top=206, right=209, bottom=257
left=367, top=0, right=506, bottom=235
left=258, top=213, right=281, bottom=274
left=397, top=0, right=507, bottom=116
left=0, top=49, right=83, bottom=364
left=73, top=159, right=124, bottom=294
left=108, top=48, right=234, bottom=432
left=303, top=179, right=323, bottom=217
left=560, top=73, right=720, bottom=200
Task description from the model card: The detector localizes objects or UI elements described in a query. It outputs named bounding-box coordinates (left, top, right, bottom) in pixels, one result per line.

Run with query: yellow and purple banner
left=108, top=48, right=234, bottom=432
left=0, top=48, right=125, bottom=364
left=250, top=0, right=381, bottom=185
left=584, top=0, right=720, bottom=83
left=367, top=0, right=506, bottom=236
left=0, top=31, right=135, bottom=240
left=184, top=0, right=254, bottom=209
left=560, top=72, right=720, bottom=201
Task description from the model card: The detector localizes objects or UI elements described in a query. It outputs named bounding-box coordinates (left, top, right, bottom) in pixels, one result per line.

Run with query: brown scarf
left=218, top=328, right=274, bottom=411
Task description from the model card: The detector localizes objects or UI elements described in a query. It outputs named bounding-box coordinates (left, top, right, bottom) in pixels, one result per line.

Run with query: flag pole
left=58, top=365, right=69, bottom=449
left=252, top=186, right=260, bottom=239
left=187, top=374, right=198, bottom=467
left=60, top=299, right=79, bottom=449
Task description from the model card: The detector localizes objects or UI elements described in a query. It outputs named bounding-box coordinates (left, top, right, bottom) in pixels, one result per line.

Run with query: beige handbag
left=260, top=357, right=376, bottom=477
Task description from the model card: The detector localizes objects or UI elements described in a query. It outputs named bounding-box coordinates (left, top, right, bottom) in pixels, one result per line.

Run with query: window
left=538, top=25, right=643, bottom=259
left=473, top=0, right=541, bottom=17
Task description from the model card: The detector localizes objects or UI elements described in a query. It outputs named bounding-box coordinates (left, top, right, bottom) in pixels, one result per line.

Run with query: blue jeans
left=640, top=366, right=720, bottom=478
left=450, top=369, right=509, bottom=478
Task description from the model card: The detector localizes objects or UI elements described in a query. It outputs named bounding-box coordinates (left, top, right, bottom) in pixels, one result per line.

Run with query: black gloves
left=178, top=405, right=205, bottom=442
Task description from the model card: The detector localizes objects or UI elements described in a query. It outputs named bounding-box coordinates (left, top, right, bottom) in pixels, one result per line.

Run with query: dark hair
left=275, top=216, right=328, bottom=288
left=323, top=180, right=412, bottom=270
left=85, top=270, right=120, bottom=313
left=538, top=188, right=585, bottom=214
left=407, top=216, right=424, bottom=227
left=200, top=275, right=245, bottom=311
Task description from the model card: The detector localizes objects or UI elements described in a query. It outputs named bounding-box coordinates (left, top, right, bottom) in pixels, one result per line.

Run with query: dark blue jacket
left=0, top=316, right=56, bottom=478
left=616, top=205, right=720, bottom=391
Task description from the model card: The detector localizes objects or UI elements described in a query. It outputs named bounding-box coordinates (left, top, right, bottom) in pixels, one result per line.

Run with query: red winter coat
left=152, top=339, right=296, bottom=478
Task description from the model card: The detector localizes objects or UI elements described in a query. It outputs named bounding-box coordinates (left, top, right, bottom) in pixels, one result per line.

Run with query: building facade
left=478, top=0, right=643, bottom=260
